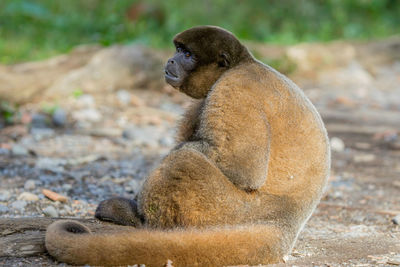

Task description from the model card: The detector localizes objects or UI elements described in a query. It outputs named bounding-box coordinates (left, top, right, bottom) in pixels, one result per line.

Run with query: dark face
left=164, top=26, right=251, bottom=99
left=164, top=43, right=197, bottom=88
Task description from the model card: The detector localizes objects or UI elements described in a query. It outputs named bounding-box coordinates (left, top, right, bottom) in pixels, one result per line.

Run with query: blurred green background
left=0, top=0, right=399, bottom=64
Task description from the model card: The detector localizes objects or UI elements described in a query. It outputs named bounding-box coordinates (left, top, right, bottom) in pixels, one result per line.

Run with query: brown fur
left=45, top=26, right=330, bottom=266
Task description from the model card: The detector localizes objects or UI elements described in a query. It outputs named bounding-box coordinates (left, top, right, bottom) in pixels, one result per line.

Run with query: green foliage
left=0, top=101, right=19, bottom=124
left=72, top=89, right=84, bottom=99
left=41, top=103, right=59, bottom=115
left=0, top=0, right=399, bottom=63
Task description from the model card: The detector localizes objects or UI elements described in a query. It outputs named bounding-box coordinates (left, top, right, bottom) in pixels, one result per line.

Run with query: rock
left=62, top=184, right=73, bottom=191
left=11, top=200, right=27, bottom=212
left=160, top=136, right=175, bottom=147
left=42, top=189, right=68, bottom=203
left=24, top=179, right=36, bottom=190
left=52, top=108, right=67, bottom=127
left=75, top=94, right=95, bottom=108
left=353, top=153, right=376, bottom=163
left=30, top=127, right=55, bottom=141
left=160, top=102, right=184, bottom=114
left=11, top=144, right=29, bottom=156
left=392, top=214, right=400, bottom=225
left=0, top=204, right=9, bottom=213
left=43, top=205, right=59, bottom=217
left=31, top=113, right=49, bottom=128
left=127, top=179, right=142, bottom=195
left=0, top=190, right=11, bottom=201
left=17, top=192, right=39, bottom=202
left=387, top=255, right=400, bottom=265
left=393, top=180, right=400, bottom=188
left=116, top=89, right=132, bottom=106
left=123, top=126, right=160, bottom=147
left=330, top=137, right=345, bottom=152
left=44, top=46, right=164, bottom=100
left=72, top=108, right=102, bottom=123
left=354, top=142, right=371, bottom=150
left=35, top=157, right=66, bottom=172
left=0, top=148, right=10, bottom=155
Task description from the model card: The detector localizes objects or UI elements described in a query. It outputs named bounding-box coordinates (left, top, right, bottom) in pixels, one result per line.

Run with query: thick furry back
left=46, top=220, right=289, bottom=266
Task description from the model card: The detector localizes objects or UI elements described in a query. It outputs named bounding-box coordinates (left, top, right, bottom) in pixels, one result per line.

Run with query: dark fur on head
left=170, top=26, right=252, bottom=98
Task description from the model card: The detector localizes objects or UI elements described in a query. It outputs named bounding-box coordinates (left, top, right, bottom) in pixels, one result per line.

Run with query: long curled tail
left=45, top=220, right=291, bottom=266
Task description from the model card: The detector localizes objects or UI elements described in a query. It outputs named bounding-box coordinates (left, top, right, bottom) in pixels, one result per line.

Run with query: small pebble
left=387, top=255, right=400, bottom=265
left=75, top=94, right=95, bottom=108
left=30, top=128, right=55, bottom=141
left=116, top=89, right=132, bottom=106
left=62, top=184, right=73, bottom=191
left=52, top=108, right=67, bottom=127
left=0, top=190, right=11, bottom=201
left=353, top=153, right=375, bottom=163
left=31, top=113, right=49, bottom=128
left=24, top=180, right=36, bottom=190
left=11, top=200, right=27, bottom=212
left=330, top=137, right=345, bottom=152
left=72, top=108, right=102, bottom=123
left=18, top=192, right=39, bottom=202
left=0, top=148, right=10, bottom=155
left=160, top=136, right=174, bottom=147
left=123, top=126, right=160, bottom=147
left=43, top=206, right=59, bottom=217
left=392, top=214, right=400, bottom=225
left=11, top=144, right=29, bottom=156
left=0, top=204, right=9, bottom=213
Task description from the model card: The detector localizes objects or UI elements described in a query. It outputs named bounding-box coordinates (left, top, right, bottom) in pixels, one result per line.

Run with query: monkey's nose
left=168, top=59, right=175, bottom=65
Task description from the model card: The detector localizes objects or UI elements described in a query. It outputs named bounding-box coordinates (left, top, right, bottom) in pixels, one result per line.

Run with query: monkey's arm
left=175, top=99, right=205, bottom=143
left=181, top=85, right=271, bottom=191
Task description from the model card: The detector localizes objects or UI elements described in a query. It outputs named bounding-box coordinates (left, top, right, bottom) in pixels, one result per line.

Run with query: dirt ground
left=0, top=39, right=399, bottom=266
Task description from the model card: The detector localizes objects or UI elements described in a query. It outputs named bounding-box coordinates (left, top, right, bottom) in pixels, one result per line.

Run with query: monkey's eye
left=185, top=51, right=191, bottom=57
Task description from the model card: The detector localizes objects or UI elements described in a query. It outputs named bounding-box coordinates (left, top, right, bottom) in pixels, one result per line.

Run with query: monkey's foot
left=95, top=197, right=143, bottom=227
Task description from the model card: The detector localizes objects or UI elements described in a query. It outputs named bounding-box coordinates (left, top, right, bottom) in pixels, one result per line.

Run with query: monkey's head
left=164, top=26, right=252, bottom=99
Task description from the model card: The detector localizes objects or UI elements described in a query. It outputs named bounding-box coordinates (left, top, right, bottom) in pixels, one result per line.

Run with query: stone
left=43, top=205, right=59, bottom=217
left=31, top=113, right=49, bottom=128
left=353, top=153, right=376, bottom=163
left=11, top=200, right=27, bottom=212
left=30, top=128, right=55, bottom=141
left=0, top=190, right=11, bottom=201
left=72, top=108, right=102, bottom=123
left=122, top=126, right=160, bottom=147
left=17, top=192, right=39, bottom=202
left=387, top=255, right=400, bottom=265
left=127, top=179, right=141, bottom=195
left=75, top=94, right=95, bottom=108
left=160, top=136, right=175, bottom=147
left=0, top=204, right=9, bottom=213
left=116, top=89, right=132, bottom=106
left=11, top=144, right=29, bottom=156
left=0, top=148, right=10, bottom=155
left=392, top=214, right=400, bottom=225
left=330, top=137, right=345, bottom=152
left=35, top=157, right=66, bottom=172
left=24, top=180, right=36, bottom=190
left=52, top=108, right=67, bottom=127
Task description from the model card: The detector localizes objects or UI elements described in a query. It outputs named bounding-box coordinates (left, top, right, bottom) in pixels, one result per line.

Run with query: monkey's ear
left=218, top=52, right=230, bottom=68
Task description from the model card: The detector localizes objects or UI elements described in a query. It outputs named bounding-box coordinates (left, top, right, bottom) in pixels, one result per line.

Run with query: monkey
left=45, top=26, right=330, bottom=266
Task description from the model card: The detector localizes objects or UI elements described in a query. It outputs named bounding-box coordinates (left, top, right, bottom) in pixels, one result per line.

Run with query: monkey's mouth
left=164, top=69, right=181, bottom=87
left=164, top=69, right=178, bottom=79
